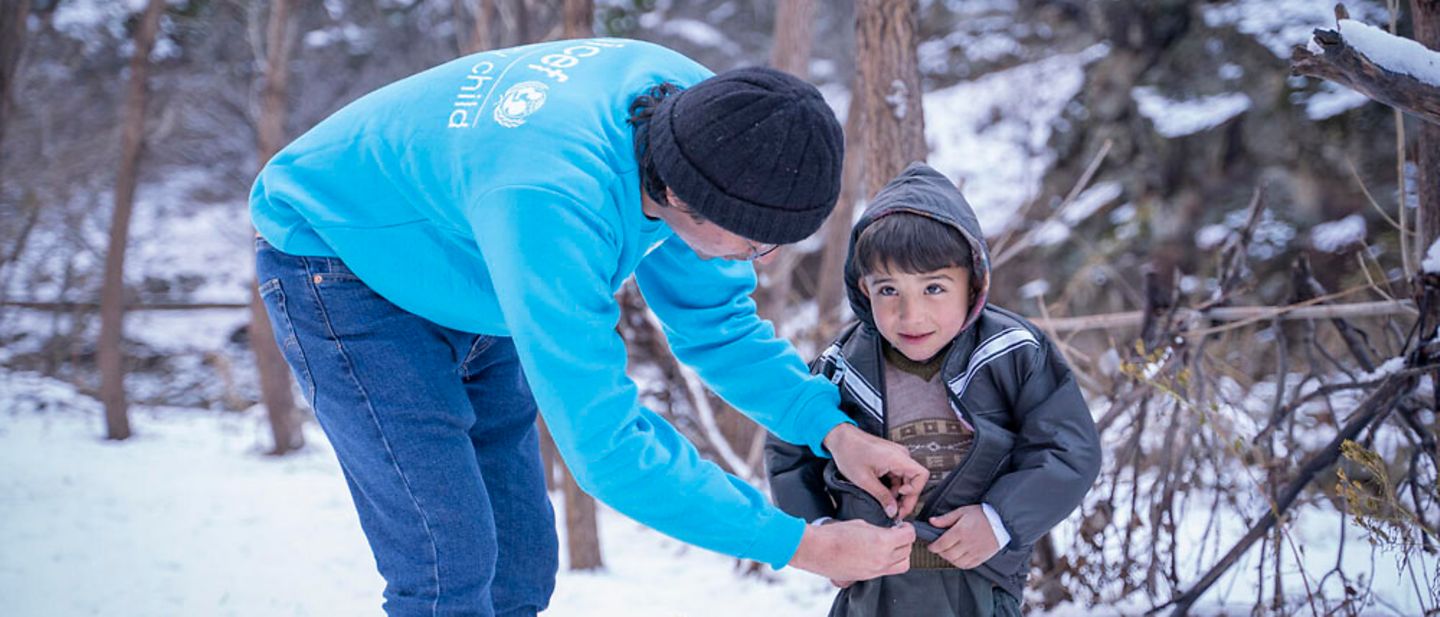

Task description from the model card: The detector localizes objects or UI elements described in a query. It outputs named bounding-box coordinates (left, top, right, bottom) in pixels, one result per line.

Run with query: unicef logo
left=493, top=81, right=549, bottom=128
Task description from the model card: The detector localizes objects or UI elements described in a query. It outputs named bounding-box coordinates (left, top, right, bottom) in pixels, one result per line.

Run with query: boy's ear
left=857, top=277, right=871, bottom=299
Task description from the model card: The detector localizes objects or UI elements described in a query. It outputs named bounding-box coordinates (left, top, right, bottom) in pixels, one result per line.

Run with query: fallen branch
left=1291, top=18, right=1440, bottom=127
left=1033, top=299, right=1415, bottom=333
left=1153, top=369, right=1417, bottom=616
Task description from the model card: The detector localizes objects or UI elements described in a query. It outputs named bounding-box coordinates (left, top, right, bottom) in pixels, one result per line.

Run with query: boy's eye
left=925, top=284, right=946, bottom=294
left=877, top=285, right=898, bottom=297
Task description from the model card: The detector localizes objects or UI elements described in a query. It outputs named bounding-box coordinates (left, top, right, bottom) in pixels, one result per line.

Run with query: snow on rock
left=1131, top=87, right=1252, bottom=138
left=1339, top=19, right=1440, bottom=87
left=925, top=44, right=1109, bottom=235
left=1309, top=214, right=1367, bottom=253
left=1424, top=237, right=1440, bottom=274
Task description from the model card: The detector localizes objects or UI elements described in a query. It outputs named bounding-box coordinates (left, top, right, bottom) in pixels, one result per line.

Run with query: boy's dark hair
left=627, top=82, right=682, bottom=207
left=854, top=212, right=973, bottom=277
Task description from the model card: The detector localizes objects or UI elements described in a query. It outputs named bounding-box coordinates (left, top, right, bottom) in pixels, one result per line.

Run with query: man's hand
left=926, top=505, right=1001, bottom=569
left=823, top=423, right=928, bottom=519
left=788, top=519, right=915, bottom=582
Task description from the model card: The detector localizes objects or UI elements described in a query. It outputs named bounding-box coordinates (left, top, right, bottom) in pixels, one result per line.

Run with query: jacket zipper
left=913, top=385, right=982, bottom=522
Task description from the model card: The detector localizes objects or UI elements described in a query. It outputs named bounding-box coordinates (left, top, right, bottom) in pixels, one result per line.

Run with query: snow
left=661, top=19, right=727, bottom=48
left=885, top=79, right=910, bottom=121
left=304, top=24, right=373, bottom=50
left=1062, top=181, right=1122, bottom=225
left=1339, top=19, right=1440, bottom=87
left=1201, top=0, right=1389, bottom=58
left=1031, top=220, right=1070, bottom=247
left=1108, top=203, right=1137, bottom=225
left=1131, top=87, right=1252, bottom=138
left=1424, top=238, right=1440, bottom=274
left=8, top=363, right=1436, bottom=616
left=1305, top=81, right=1372, bottom=120
left=3, top=168, right=253, bottom=307
left=1018, top=279, right=1050, bottom=299
left=51, top=0, right=182, bottom=59
left=925, top=44, right=1110, bottom=234
left=52, top=0, right=152, bottom=32
left=0, top=370, right=838, bottom=617
left=1198, top=208, right=1297, bottom=260
left=657, top=19, right=742, bottom=57
left=1309, top=213, right=1367, bottom=252
left=1195, top=224, right=1233, bottom=250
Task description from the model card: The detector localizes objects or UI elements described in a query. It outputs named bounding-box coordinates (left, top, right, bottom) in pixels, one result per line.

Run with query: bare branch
left=1292, top=25, right=1440, bottom=126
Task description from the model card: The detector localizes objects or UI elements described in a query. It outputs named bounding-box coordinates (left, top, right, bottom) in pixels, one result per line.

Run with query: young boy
left=767, top=162, right=1102, bottom=616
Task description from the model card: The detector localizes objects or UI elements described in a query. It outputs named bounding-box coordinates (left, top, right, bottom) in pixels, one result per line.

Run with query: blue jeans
left=254, top=237, right=558, bottom=617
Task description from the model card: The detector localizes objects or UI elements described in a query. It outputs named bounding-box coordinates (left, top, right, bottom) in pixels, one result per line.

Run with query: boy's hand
left=926, top=505, right=1000, bottom=569
left=788, top=519, right=915, bottom=582
left=823, top=423, right=928, bottom=519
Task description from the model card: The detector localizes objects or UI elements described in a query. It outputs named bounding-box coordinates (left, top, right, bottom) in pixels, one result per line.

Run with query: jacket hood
left=843, top=161, right=991, bottom=333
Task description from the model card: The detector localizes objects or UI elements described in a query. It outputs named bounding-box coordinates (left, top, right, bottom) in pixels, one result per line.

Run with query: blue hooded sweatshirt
left=250, top=38, right=848, bottom=568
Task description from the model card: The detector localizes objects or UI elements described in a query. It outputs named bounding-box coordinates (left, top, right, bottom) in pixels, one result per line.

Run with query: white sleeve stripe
left=833, top=354, right=884, bottom=423
left=947, top=328, right=1039, bottom=399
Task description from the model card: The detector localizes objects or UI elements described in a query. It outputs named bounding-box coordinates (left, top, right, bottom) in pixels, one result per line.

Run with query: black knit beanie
left=647, top=67, right=844, bottom=245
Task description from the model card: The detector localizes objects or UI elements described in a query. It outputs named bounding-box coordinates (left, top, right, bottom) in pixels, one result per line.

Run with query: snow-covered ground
left=0, top=371, right=840, bottom=617
left=924, top=44, right=1110, bottom=235
left=4, top=368, right=1436, bottom=616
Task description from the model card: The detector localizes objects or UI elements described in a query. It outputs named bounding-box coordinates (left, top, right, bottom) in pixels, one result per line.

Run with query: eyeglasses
left=669, top=200, right=781, bottom=261
left=746, top=241, right=780, bottom=261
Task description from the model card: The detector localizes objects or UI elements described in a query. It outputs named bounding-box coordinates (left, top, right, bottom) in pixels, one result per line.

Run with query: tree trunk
left=98, top=0, right=166, bottom=441
left=1411, top=0, right=1440, bottom=263
left=812, top=88, right=865, bottom=344
left=727, top=0, right=823, bottom=479
left=855, top=0, right=927, bottom=198
left=561, top=460, right=603, bottom=570
left=512, top=0, right=531, bottom=47
left=561, top=0, right=592, bottom=39
left=755, top=0, right=818, bottom=331
left=0, top=0, right=31, bottom=153
left=251, top=0, right=303, bottom=455
left=769, top=0, right=816, bottom=76
left=456, top=0, right=494, bottom=54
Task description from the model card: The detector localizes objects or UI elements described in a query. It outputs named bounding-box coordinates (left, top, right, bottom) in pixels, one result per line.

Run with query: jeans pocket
left=258, top=277, right=317, bottom=405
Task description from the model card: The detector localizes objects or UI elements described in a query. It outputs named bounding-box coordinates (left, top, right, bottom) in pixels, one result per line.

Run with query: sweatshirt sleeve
left=981, top=337, right=1102, bottom=547
left=468, top=186, right=805, bottom=569
left=633, top=236, right=851, bottom=456
left=764, top=355, right=840, bottom=522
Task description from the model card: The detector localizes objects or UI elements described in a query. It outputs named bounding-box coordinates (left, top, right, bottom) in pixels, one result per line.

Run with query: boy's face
left=861, top=265, right=972, bottom=363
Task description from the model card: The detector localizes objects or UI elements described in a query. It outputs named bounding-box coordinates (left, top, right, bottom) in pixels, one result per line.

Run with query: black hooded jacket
left=766, top=162, right=1102, bottom=602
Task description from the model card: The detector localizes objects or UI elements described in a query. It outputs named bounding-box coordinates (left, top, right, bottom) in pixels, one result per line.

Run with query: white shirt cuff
left=810, top=516, right=833, bottom=526
left=981, top=503, right=1011, bottom=548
